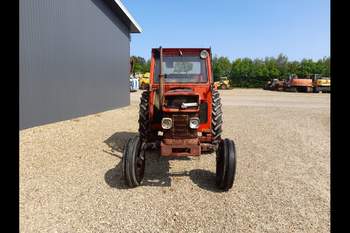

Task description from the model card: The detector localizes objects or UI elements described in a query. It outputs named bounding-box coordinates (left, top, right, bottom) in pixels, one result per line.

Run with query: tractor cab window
left=154, top=56, right=208, bottom=83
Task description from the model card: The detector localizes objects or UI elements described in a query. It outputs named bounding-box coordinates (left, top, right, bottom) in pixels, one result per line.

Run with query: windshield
left=154, top=56, right=208, bottom=83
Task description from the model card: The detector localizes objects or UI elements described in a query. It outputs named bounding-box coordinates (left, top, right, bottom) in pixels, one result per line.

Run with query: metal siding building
left=20, top=0, right=141, bottom=129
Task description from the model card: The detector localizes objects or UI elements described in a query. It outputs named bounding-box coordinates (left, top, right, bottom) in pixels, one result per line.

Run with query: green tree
left=298, top=59, right=316, bottom=77
left=265, top=57, right=281, bottom=79
left=320, top=56, right=330, bottom=77
left=241, top=58, right=254, bottom=77
left=131, top=56, right=146, bottom=73
left=276, top=53, right=289, bottom=77
left=212, top=56, right=231, bottom=81
left=133, top=63, right=143, bottom=73
left=254, top=59, right=269, bottom=77
left=287, top=61, right=300, bottom=76
left=230, top=58, right=241, bottom=78
left=143, top=59, right=151, bottom=73
left=230, top=58, right=257, bottom=87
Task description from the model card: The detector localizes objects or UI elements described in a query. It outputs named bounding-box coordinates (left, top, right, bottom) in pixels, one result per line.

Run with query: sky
left=122, top=0, right=330, bottom=61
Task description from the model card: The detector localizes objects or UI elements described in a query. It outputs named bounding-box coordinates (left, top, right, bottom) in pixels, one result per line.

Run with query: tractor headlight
left=161, top=118, right=172, bottom=129
left=200, top=50, right=209, bottom=59
left=189, top=117, right=200, bottom=129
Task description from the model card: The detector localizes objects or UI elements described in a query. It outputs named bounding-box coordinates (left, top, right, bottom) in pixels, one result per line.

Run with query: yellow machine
left=312, top=74, right=331, bottom=93
left=214, top=76, right=231, bottom=89
left=139, top=72, right=150, bottom=90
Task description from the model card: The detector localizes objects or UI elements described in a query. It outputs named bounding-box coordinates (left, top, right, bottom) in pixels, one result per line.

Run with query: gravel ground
left=20, top=89, right=330, bottom=233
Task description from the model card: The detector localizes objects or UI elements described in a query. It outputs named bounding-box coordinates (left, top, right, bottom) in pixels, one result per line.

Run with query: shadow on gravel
left=103, top=132, right=222, bottom=192
left=104, top=150, right=171, bottom=189
left=105, top=162, right=222, bottom=192
left=104, top=131, right=138, bottom=157
left=189, top=169, right=223, bottom=192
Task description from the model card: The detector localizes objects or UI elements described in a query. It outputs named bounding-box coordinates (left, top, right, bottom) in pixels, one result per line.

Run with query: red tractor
left=122, top=47, right=237, bottom=191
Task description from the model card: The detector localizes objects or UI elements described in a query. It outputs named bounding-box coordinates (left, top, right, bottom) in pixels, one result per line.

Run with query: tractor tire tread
left=211, top=89, right=223, bottom=145
left=138, top=91, right=150, bottom=141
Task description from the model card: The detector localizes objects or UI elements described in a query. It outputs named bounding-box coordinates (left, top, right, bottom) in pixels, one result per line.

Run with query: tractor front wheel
left=122, top=135, right=145, bottom=187
left=216, top=138, right=236, bottom=191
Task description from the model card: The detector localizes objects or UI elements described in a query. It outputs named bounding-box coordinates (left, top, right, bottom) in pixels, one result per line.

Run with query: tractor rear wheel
left=122, top=135, right=145, bottom=187
left=212, top=89, right=223, bottom=145
left=216, top=138, right=236, bottom=191
left=138, top=91, right=150, bottom=141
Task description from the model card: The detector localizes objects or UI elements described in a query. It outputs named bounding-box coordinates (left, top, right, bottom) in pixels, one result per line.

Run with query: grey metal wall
left=20, top=0, right=131, bottom=130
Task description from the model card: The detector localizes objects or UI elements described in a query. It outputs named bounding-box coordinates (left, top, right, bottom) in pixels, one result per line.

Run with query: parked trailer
left=284, top=75, right=313, bottom=93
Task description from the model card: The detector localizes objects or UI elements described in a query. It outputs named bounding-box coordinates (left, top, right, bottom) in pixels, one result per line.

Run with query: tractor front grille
left=164, top=114, right=197, bottom=139
left=172, top=114, right=188, bottom=137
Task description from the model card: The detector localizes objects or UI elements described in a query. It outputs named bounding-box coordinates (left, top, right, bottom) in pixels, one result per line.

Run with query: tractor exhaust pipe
left=159, top=46, right=165, bottom=108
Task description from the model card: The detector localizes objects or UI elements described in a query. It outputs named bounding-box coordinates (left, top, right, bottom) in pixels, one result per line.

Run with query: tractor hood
left=164, top=88, right=197, bottom=96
